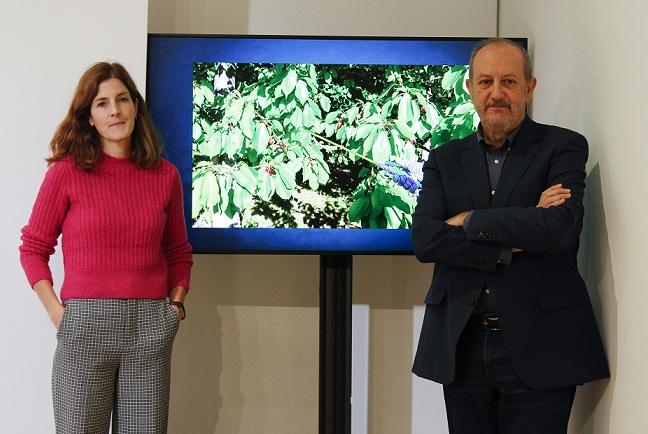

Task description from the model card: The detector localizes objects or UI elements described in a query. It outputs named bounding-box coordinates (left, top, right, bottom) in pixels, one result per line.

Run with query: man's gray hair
left=468, top=38, right=533, bottom=81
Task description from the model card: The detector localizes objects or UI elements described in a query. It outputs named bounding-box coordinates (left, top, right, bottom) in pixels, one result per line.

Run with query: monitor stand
left=319, top=254, right=352, bottom=434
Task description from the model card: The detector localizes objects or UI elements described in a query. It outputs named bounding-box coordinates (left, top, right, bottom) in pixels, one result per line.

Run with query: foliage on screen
left=191, top=62, right=478, bottom=230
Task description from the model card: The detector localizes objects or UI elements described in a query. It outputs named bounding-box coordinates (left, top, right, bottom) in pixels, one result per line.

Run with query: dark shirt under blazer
left=411, top=116, right=609, bottom=389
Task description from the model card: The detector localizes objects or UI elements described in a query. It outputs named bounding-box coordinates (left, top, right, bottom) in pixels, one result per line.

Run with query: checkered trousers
left=53, top=299, right=179, bottom=434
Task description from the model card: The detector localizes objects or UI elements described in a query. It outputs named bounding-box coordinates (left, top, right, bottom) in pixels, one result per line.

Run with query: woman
left=19, top=62, right=192, bottom=434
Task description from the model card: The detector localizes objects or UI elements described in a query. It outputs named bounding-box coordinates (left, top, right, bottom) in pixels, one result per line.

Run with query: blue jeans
left=443, top=318, right=576, bottom=434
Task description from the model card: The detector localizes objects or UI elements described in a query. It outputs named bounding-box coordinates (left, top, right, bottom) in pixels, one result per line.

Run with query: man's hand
left=515, top=185, right=569, bottom=253
left=445, top=211, right=471, bottom=227
left=537, top=184, right=571, bottom=208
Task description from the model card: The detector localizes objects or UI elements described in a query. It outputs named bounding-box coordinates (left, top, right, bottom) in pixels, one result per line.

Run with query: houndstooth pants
left=53, top=299, right=179, bottom=434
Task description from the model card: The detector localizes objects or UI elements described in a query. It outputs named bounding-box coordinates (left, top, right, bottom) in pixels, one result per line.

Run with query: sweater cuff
left=23, top=263, right=54, bottom=289
left=168, top=263, right=192, bottom=293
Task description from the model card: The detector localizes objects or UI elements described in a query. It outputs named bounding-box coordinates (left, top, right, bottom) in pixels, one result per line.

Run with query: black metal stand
left=319, top=254, right=352, bottom=434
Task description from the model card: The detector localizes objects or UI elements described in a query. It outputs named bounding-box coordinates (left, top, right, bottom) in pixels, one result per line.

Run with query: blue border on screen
left=146, top=35, right=524, bottom=254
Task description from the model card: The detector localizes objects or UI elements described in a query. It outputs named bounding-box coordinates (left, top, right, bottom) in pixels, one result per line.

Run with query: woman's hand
left=168, top=286, right=187, bottom=320
left=48, top=303, right=66, bottom=330
left=33, top=279, right=65, bottom=330
left=170, top=303, right=184, bottom=320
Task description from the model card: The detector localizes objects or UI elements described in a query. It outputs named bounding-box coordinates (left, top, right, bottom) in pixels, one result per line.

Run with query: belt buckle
left=482, top=315, right=501, bottom=331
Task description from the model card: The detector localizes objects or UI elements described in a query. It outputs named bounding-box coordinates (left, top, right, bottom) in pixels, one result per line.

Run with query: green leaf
left=389, top=129, right=404, bottom=156
left=410, top=98, right=420, bottom=122
left=255, top=85, right=271, bottom=109
left=380, top=100, right=394, bottom=120
left=316, top=160, right=330, bottom=185
left=454, top=69, right=469, bottom=97
left=302, top=162, right=314, bottom=188
left=320, top=95, right=331, bottom=112
left=389, top=192, right=414, bottom=214
left=302, top=104, right=315, bottom=128
left=442, top=68, right=464, bottom=91
left=335, top=126, right=347, bottom=141
left=228, top=98, right=244, bottom=122
left=384, top=206, right=402, bottom=229
left=347, top=106, right=360, bottom=123
left=239, top=187, right=253, bottom=209
left=192, top=123, right=203, bottom=141
left=271, top=119, right=284, bottom=133
left=232, top=184, right=243, bottom=209
left=372, top=130, right=390, bottom=163
left=308, top=100, right=322, bottom=119
left=202, top=171, right=219, bottom=209
left=199, top=131, right=221, bottom=157
left=224, top=195, right=238, bottom=219
left=200, top=119, right=211, bottom=133
left=246, top=148, right=259, bottom=164
left=240, top=104, right=256, bottom=138
left=348, top=195, right=370, bottom=222
left=362, top=128, right=378, bottom=155
left=282, top=69, right=298, bottom=97
left=252, top=123, right=270, bottom=155
left=398, top=94, right=413, bottom=124
left=276, top=163, right=296, bottom=191
left=354, top=124, right=373, bottom=141
left=393, top=119, right=414, bottom=140
left=194, top=86, right=205, bottom=106
left=295, top=80, right=309, bottom=104
left=225, top=129, right=243, bottom=157
left=325, top=110, right=339, bottom=124
left=370, top=187, right=385, bottom=217
left=240, top=118, right=254, bottom=140
left=453, top=101, right=475, bottom=115
left=275, top=175, right=291, bottom=199
left=426, top=103, right=441, bottom=129
left=257, top=170, right=274, bottom=201
left=232, top=164, right=257, bottom=193
left=290, top=107, right=303, bottom=129
left=192, top=177, right=204, bottom=219
left=218, top=176, right=230, bottom=211
left=201, top=83, right=215, bottom=105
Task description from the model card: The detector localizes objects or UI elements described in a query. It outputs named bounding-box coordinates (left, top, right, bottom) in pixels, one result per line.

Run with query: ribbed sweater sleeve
left=19, top=161, right=71, bottom=287
left=163, top=165, right=192, bottom=291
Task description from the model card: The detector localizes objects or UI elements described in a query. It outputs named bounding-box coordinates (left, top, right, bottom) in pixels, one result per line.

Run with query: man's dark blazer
left=411, top=116, right=609, bottom=389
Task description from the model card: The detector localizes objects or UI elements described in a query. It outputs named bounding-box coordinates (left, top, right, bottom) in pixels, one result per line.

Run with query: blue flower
left=378, top=160, right=422, bottom=193
left=394, top=174, right=421, bottom=193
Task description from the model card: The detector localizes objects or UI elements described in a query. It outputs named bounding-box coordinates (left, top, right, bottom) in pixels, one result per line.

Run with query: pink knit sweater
left=20, top=153, right=192, bottom=300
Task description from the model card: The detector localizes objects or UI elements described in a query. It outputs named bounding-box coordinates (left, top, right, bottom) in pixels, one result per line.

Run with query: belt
left=469, top=314, right=501, bottom=331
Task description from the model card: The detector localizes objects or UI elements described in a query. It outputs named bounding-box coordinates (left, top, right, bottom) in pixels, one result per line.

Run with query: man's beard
left=481, top=100, right=517, bottom=136
left=482, top=114, right=512, bottom=136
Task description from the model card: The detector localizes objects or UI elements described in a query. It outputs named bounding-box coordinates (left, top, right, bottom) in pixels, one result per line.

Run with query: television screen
left=146, top=35, right=526, bottom=254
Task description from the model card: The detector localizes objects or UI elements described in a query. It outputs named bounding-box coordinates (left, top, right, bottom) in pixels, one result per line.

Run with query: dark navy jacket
left=411, top=117, right=609, bottom=388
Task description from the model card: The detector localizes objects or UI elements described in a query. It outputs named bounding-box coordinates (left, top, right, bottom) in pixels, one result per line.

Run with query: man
left=411, top=38, right=609, bottom=434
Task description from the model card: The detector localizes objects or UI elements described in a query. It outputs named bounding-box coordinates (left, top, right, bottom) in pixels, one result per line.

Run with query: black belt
left=469, top=314, right=501, bottom=331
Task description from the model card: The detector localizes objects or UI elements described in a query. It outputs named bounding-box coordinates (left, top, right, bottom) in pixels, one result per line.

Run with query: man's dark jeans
left=443, top=318, right=576, bottom=434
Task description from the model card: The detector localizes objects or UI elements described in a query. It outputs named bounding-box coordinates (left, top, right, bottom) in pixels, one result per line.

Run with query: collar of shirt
left=476, top=120, right=523, bottom=152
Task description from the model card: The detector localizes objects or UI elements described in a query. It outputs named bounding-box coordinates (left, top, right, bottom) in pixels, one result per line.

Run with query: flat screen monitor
left=146, top=35, right=526, bottom=254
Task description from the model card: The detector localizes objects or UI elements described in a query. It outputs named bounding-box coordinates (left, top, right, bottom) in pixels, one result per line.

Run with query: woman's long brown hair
left=48, top=62, right=162, bottom=169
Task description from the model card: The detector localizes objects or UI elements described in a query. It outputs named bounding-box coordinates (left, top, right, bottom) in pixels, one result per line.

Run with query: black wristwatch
left=169, top=300, right=186, bottom=320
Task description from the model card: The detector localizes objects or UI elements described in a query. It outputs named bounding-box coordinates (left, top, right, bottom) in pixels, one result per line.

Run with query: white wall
left=500, top=1, right=648, bottom=433
left=0, top=1, right=147, bottom=432
left=149, top=0, right=496, bottom=36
